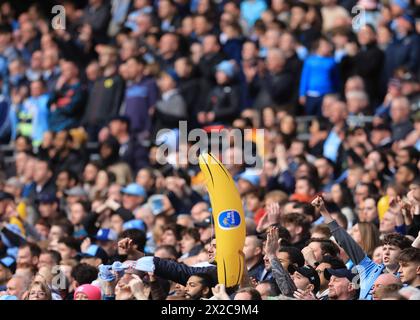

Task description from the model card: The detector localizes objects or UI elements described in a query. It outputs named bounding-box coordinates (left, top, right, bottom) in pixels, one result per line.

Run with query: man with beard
left=16, top=242, right=41, bottom=272
left=49, top=130, right=86, bottom=175
left=184, top=273, right=214, bottom=300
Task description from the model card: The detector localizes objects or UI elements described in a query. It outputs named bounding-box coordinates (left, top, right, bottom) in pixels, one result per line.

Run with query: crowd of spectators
left=0, top=0, right=419, bottom=300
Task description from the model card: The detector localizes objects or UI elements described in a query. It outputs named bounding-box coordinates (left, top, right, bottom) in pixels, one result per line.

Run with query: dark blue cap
left=399, top=14, right=415, bottom=25
left=0, top=191, right=14, bottom=201
left=81, top=244, right=109, bottom=263
left=95, top=229, right=118, bottom=242
left=324, top=268, right=358, bottom=283
left=165, top=68, right=180, bottom=84
left=36, top=192, right=58, bottom=204
left=0, top=256, right=16, bottom=273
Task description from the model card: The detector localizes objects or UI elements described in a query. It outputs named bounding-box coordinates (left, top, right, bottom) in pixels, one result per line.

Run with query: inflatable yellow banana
left=198, top=152, right=246, bottom=287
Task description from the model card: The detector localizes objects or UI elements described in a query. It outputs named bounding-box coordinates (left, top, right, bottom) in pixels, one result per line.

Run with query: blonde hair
left=357, top=222, right=381, bottom=257
left=26, top=280, right=52, bottom=300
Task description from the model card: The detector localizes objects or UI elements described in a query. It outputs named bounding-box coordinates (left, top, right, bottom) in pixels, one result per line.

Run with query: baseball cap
left=289, top=265, right=321, bottom=293
left=238, top=169, right=261, bottom=187
left=64, top=186, right=88, bottom=197
left=0, top=256, right=16, bottom=273
left=194, top=215, right=214, bottom=228
left=216, top=60, right=235, bottom=78
left=81, top=244, right=109, bottom=263
left=324, top=268, right=357, bottom=283
left=95, top=228, right=118, bottom=242
left=0, top=295, right=18, bottom=300
left=399, top=13, right=415, bottom=25
left=147, top=194, right=165, bottom=215
left=36, top=192, right=58, bottom=204
left=0, top=191, right=14, bottom=201
left=121, top=183, right=146, bottom=197
left=391, top=0, right=409, bottom=9
left=164, top=68, right=180, bottom=84
left=155, top=128, right=179, bottom=152
left=122, top=219, right=146, bottom=232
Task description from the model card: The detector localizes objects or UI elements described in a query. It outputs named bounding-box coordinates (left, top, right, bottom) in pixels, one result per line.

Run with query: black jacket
left=248, top=259, right=266, bottom=282
left=178, top=76, right=201, bottom=124
left=51, top=149, right=87, bottom=176
left=198, top=52, right=227, bottom=107
left=251, top=70, right=295, bottom=110
left=27, top=179, right=57, bottom=203
left=204, top=83, right=241, bottom=124
left=153, top=257, right=218, bottom=286
left=350, top=43, right=385, bottom=107
left=82, top=74, right=125, bottom=128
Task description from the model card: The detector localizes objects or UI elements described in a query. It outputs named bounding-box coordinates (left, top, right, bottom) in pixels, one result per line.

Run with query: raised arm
left=311, top=196, right=366, bottom=265
left=266, top=226, right=297, bottom=297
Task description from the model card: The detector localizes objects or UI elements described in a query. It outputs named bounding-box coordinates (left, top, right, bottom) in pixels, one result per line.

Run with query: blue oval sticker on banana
left=218, top=210, right=241, bottom=229
left=198, top=152, right=246, bottom=287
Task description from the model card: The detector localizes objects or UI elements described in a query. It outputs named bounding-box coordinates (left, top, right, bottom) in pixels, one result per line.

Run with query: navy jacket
left=384, top=33, right=420, bottom=83
left=153, top=257, right=218, bottom=286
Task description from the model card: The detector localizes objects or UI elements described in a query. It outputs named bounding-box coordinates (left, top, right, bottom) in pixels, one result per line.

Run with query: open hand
left=211, top=284, right=230, bottom=300
left=293, top=289, right=317, bottom=300
left=265, top=226, right=280, bottom=258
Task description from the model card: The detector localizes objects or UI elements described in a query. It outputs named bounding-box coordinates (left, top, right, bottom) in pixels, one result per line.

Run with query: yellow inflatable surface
left=198, top=152, right=246, bottom=287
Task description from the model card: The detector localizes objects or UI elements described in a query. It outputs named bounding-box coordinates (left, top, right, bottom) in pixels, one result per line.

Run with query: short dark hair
left=71, top=263, right=98, bottom=286
left=129, top=55, right=147, bottom=65
left=19, top=242, right=41, bottom=258
left=410, top=177, right=420, bottom=187
left=319, top=255, right=346, bottom=269
left=306, top=238, right=340, bottom=257
left=279, top=246, right=305, bottom=267
left=119, top=229, right=147, bottom=252
left=356, top=182, right=379, bottom=199
left=181, top=228, right=200, bottom=242
left=398, top=247, right=420, bottom=264
left=57, top=169, right=79, bottom=185
left=41, top=249, right=62, bottom=265
left=73, top=200, right=91, bottom=213
left=35, top=218, right=51, bottom=230
left=234, top=287, right=262, bottom=300
left=51, top=220, right=74, bottom=238
left=191, top=272, right=216, bottom=296
left=293, top=202, right=316, bottom=220
left=155, top=245, right=179, bottom=260
left=401, top=146, right=420, bottom=164
left=281, top=213, right=311, bottom=237
left=162, top=224, right=185, bottom=241
left=35, top=156, right=53, bottom=172
left=296, top=177, right=316, bottom=192
left=330, top=211, right=348, bottom=230
left=399, top=163, right=420, bottom=180
left=382, top=233, right=412, bottom=250
left=57, top=236, right=80, bottom=252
